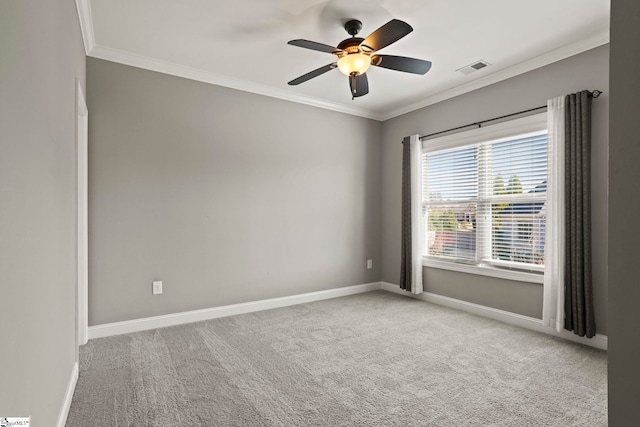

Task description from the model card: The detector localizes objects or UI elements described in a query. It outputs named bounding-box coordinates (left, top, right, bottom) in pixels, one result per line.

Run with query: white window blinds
left=423, top=129, right=548, bottom=270
left=486, top=133, right=547, bottom=268
left=423, top=145, right=478, bottom=262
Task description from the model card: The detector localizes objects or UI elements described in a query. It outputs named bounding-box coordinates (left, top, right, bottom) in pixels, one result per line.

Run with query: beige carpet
left=66, top=290, right=607, bottom=426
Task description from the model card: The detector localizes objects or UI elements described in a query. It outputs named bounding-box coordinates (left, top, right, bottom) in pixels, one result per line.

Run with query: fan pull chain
left=351, top=73, right=357, bottom=100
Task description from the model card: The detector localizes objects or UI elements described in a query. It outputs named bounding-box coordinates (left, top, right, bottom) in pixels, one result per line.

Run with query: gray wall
left=381, top=46, right=609, bottom=331
left=87, top=58, right=382, bottom=325
left=609, top=0, right=640, bottom=424
left=0, top=0, right=86, bottom=425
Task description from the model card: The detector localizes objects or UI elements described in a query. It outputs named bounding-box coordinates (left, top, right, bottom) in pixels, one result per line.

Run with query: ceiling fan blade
left=287, top=39, right=343, bottom=55
left=349, top=73, right=369, bottom=98
left=371, top=55, right=432, bottom=74
left=288, top=63, right=337, bottom=85
left=360, top=19, right=413, bottom=52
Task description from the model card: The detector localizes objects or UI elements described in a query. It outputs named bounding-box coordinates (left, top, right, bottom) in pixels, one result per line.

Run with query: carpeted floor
left=66, top=291, right=607, bottom=426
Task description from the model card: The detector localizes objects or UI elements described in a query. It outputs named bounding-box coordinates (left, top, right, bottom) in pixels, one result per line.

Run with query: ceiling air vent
left=456, top=60, right=491, bottom=75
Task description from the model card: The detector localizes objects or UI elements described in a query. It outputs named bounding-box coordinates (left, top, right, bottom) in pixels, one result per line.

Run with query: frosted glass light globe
left=337, top=53, right=371, bottom=76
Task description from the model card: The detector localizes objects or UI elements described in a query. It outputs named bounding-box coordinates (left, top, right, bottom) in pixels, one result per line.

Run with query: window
left=422, top=114, right=547, bottom=282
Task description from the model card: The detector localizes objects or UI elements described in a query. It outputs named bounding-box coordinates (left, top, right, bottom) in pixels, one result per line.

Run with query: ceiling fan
left=287, top=19, right=432, bottom=99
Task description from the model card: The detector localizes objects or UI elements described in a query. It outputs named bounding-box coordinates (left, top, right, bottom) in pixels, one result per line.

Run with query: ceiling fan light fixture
left=337, top=53, right=371, bottom=76
left=287, top=18, right=430, bottom=97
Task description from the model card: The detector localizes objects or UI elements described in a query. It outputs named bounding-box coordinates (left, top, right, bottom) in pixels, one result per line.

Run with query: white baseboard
left=88, top=282, right=382, bottom=339
left=55, top=362, right=78, bottom=427
left=87, top=280, right=607, bottom=350
left=380, top=282, right=607, bottom=351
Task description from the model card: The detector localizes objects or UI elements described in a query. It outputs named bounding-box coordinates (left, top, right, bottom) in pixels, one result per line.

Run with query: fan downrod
left=344, top=19, right=362, bottom=37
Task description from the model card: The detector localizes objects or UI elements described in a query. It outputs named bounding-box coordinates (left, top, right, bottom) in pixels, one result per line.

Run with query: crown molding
left=75, top=0, right=95, bottom=55
left=380, top=30, right=610, bottom=121
left=88, top=45, right=385, bottom=121
left=83, top=26, right=607, bottom=122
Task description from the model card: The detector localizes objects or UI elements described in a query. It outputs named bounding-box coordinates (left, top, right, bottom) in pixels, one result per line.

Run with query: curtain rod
left=417, top=90, right=602, bottom=142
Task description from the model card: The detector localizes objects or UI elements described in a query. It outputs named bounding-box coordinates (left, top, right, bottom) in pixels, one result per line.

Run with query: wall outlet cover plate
left=152, top=281, right=163, bottom=295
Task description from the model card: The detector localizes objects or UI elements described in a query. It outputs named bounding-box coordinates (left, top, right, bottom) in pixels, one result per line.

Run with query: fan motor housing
left=337, top=37, right=364, bottom=52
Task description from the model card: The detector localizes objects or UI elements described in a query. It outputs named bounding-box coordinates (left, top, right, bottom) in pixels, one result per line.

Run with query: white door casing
left=76, top=79, right=88, bottom=346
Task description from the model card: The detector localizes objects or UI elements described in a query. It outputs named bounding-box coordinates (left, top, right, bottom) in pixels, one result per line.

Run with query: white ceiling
left=77, top=0, right=610, bottom=120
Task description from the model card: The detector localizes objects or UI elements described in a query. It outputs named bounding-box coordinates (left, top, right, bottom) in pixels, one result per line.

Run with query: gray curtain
left=564, top=91, right=596, bottom=337
left=400, top=136, right=412, bottom=291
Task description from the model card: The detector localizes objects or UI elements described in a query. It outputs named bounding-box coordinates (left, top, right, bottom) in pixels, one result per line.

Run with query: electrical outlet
left=152, top=281, right=163, bottom=295
left=367, top=259, right=373, bottom=269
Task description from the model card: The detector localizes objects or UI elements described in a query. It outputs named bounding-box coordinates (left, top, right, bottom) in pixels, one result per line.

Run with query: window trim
left=422, top=113, right=548, bottom=153
left=422, top=257, right=544, bottom=284
left=421, top=112, right=548, bottom=284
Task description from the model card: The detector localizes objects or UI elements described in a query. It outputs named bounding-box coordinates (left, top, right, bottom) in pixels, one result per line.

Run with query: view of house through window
left=423, top=128, right=548, bottom=272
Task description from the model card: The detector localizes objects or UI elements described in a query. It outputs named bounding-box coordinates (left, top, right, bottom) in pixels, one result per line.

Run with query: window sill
left=422, top=257, right=544, bottom=284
